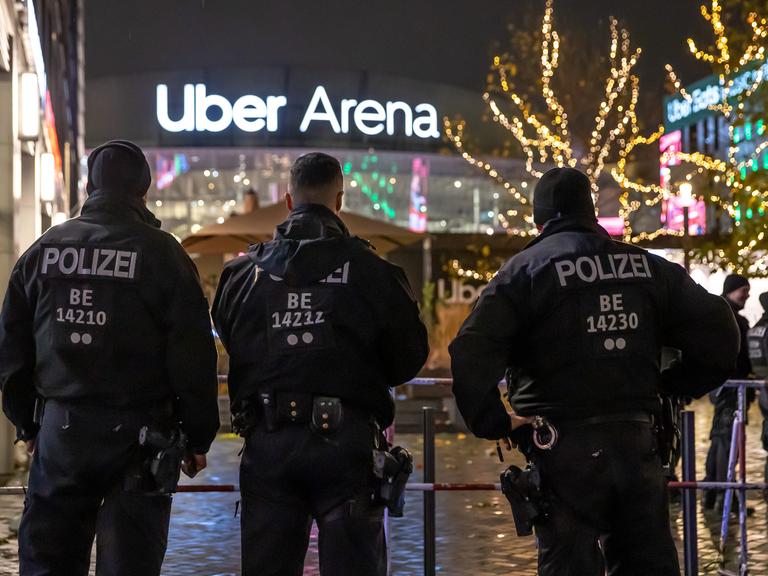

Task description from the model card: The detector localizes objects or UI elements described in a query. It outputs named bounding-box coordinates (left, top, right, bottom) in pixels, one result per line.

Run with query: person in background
left=703, top=274, right=752, bottom=511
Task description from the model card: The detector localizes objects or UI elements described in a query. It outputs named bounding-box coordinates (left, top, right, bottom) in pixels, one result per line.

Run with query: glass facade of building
left=145, top=147, right=534, bottom=240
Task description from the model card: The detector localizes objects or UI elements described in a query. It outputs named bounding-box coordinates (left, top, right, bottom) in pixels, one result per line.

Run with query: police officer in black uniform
left=212, top=152, right=428, bottom=576
left=703, top=274, right=753, bottom=511
left=450, top=167, right=739, bottom=576
left=747, top=291, right=768, bottom=500
left=0, top=141, right=220, bottom=575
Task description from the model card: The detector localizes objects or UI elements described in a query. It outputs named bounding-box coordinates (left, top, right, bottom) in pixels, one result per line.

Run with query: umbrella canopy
left=181, top=203, right=423, bottom=255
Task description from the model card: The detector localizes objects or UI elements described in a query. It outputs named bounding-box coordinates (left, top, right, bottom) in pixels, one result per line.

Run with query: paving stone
left=0, top=398, right=763, bottom=575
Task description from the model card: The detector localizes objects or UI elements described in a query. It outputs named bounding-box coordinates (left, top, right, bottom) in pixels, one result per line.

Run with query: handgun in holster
left=656, top=394, right=683, bottom=472
left=124, top=425, right=187, bottom=495
left=231, top=398, right=261, bottom=436
left=500, top=463, right=547, bottom=537
left=373, top=446, right=414, bottom=517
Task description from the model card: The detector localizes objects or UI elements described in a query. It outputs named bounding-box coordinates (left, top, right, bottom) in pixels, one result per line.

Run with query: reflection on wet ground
left=163, top=399, right=768, bottom=575
left=0, top=398, right=765, bottom=575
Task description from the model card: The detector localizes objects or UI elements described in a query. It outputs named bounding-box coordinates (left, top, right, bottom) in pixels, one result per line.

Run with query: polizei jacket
left=450, top=216, right=740, bottom=440
left=212, top=204, right=429, bottom=427
left=0, top=191, right=220, bottom=452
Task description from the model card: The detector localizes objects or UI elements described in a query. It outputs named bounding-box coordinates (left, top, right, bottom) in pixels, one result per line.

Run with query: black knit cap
left=759, top=291, right=768, bottom=312
left=722, top=274, right=750, bottom=296
left=86, top=140, right=151, bottom=197
left=533, top=167, right=595, bottom=226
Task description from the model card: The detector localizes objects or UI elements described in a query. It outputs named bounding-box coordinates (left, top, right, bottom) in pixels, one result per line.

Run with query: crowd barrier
left=0, top=378, right=764, bottom=576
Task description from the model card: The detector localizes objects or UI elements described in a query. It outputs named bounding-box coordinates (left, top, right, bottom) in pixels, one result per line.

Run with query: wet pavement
left=0, top=398, right=765, bottom=575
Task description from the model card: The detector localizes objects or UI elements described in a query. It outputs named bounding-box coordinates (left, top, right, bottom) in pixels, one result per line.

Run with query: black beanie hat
left=533, top=167, right=595, bottom=226
left=86, top=140, right=151, bottom=197
left=722, top=274, right=750, bottom=296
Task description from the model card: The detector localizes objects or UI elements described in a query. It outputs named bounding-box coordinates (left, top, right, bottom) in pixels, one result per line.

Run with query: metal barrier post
left=737, top=383, right=748, bottom=574
left=681, top=410, right=699, bottom=576
left=423, top=407, right=436, bottom=576
left=720, top=415, right=741, bottom=554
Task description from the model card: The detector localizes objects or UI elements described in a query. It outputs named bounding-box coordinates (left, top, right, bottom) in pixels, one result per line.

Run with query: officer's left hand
left=25, top=438, right=36, bottom=455
left=497, top=413, right=535, bottom=452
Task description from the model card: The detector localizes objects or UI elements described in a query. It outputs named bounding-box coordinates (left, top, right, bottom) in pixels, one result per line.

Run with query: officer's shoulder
left=222, top=252, right=254, bottom=274
left=348, top=236, right=386, bottom=265
left=16, top=222, right=68, bottom=264
left=348, top=236, right=407, bottom=279
left=349, top=235, right=378, bottom=255
left=144, top=227, right=193, bottom=259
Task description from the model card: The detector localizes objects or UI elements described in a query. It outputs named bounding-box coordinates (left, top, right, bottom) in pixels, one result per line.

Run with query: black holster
left=373, top=446, right=413, bottom=517
left=500, top=463, right=547, bottom=536
left=232, top=399, right=260, bottom=436
left=124, top=425, right=187, bottom=495
left=656, top=394, right=683, bottom=471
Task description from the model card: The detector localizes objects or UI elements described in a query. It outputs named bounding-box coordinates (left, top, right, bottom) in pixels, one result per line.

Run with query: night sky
left=86, top=0, right=713, bottom=121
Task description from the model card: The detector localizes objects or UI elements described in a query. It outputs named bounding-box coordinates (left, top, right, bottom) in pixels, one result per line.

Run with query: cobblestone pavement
left=0, top=399, right=765, bottom=575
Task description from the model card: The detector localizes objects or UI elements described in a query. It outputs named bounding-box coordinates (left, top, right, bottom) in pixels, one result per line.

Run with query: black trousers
left=533, top=421, right=680, bottom=576
left=240, top=412, right=386, bottom=576
left=19, top=401, right=172, bottom=576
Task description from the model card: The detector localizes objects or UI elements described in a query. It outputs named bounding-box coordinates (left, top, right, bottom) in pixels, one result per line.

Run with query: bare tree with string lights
left=444, top=0, right=649, bottom=235
left=614, top=0, right=768, bottom=275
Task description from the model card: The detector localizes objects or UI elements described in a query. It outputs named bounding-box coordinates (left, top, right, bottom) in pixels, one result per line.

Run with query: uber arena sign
left=156, top=84, right=440, bottom=139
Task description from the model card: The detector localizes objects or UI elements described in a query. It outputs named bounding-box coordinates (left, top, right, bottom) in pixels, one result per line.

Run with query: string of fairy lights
left=444, top=0, right=644, bottom=231
left=613, top=0, right=768, bottom=275
left=444, top=0, right=768, bottom=278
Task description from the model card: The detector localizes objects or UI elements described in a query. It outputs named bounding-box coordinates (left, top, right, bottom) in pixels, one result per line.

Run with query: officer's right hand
left=25, top=438, right=36, bottom=455
left=510, top=412, right=533, bottom=431
left=181, top=452, right=207, bottom=478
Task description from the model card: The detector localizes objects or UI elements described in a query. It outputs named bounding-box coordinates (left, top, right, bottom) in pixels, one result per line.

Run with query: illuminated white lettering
left=386, top=101, right=413, bottom=136
left=413, top=103, right=440, bottom=138
left=354, top=100, right=386, bottom=136
left=232, top=95, right=268, bottom=132
left=300, top=85, right=341, bottom=133
left=195, top=84, right=232, bottom=133
left=156, top=84, right=195, bottom=132
left=340, top=99, right=357, bottom=133
left=156, top=83, right=439, bottom=139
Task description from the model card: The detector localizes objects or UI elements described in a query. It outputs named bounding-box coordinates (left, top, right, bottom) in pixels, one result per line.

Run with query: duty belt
left=528, top=411, right=652, bottom=451
left=556, top=411, right=652, bottom=427
left=232, top=391, right=370, bottom=435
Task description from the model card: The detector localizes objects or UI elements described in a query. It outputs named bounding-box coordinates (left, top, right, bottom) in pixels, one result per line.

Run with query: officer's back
left=0, top=140, right=219, bottom=576
left=213, top=152, right=428, bottom=576
left=214, top=164, right=427, bottom=429
left=452, top=172, right=739, bottom=438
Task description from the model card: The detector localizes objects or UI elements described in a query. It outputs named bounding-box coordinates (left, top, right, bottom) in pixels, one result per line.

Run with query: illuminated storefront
left=661, top=68, right=768, bottom=320
left=661, top=63, right=768, bottom=234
